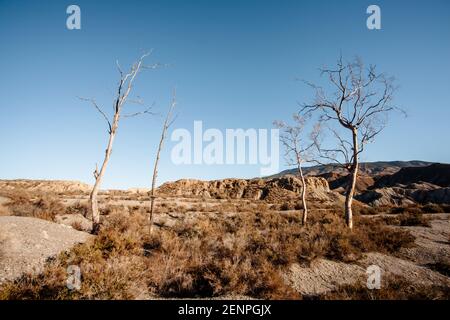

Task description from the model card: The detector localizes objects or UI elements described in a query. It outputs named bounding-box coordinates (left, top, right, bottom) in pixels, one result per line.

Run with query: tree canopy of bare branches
left=274, top=114, right=319, bottom=225
left=300, top=56, right=402, bottom=229
left=80, top=52, right=156, bottom=233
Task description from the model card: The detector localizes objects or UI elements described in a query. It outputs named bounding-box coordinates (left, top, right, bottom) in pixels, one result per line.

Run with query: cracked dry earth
left=283, top=214, right=450, bottom=296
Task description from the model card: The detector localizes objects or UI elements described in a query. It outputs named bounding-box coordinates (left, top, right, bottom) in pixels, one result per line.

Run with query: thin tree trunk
left=149, top=93, right=176, bottom=234
left=148, top=150, right=160, bottom=234
left=298, top=162, right=308, bottom=225
left=345, top=128, right=359, bottom=229
left=89, top=115, right=118, bottom=234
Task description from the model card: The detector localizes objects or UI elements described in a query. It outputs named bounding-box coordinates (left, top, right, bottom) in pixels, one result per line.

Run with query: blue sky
left=0, top=0, right=449, bottom=189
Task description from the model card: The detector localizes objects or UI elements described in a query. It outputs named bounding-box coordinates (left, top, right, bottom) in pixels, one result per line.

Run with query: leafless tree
left=81, top=53, right=157, bottom=234
left=301, top=56, right=401, bottom=229
left=148, top=89, right=177, bottom=234
left=274, top=115, right=319, bottom=225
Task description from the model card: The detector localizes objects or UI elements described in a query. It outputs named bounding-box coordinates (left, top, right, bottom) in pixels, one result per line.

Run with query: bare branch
left=79, top=97, right=112, bottom=133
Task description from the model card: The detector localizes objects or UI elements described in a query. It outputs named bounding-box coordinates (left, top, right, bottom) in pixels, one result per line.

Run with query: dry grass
left=65, top=202, right=89, bottom=217
left=1, top=190, right=65, bottom=221
left=389, top=203, right=450, bottom=215
left=382, top=212, right=431, bottom=227
left=425, top=261, right=450, bottom=277
left=320, top=274, right=450, bottom=300
left=0, top=200, right=417, bottom=300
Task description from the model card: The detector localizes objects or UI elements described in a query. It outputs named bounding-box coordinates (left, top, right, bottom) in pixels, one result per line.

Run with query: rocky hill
left=0, top=179, right=92, bottom=194
left=373, top=163, right=450, bottom=188
left=355, top=164, right=450, bottom=206
left=356, top=182, right=450, bottom=206
left=158, top=176, right=333, bottom=202
left=272, top=161, right=450, bottom=207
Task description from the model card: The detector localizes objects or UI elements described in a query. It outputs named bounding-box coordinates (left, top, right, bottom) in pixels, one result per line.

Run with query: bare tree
left=81, top=53, right=156, bottom=234
left=301, top=56, right=401, bottom=229
left=274, top=115, right=319, bottom=225
left=148, top=89, right=177, bottom=234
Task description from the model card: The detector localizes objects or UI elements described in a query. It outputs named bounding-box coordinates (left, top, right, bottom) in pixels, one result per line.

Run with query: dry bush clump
left=421, top=203, right=450, bottom=214
left=389, top=206, right=424, bottom=215
left=320, top=274, right=450, bottom=300
left=100, top=205, right=128, bottom=216
left=425, top=260, right=450, bottom=277
left=70, top=221, right=84, bottom=231
left=4, top=191, right=65, bottom=221
left=352, top=204, right=378, bottom=216
left=382, top=212, right=431, bottom=227
left=65, top=201, right=89, bottom=217
left=388, top=203, right=450, bottom=215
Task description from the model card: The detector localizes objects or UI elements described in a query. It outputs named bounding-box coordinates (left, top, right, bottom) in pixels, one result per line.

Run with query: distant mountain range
left=270, top=160, right=434, bottom=179
left=270, top=160, right=450, bottom=206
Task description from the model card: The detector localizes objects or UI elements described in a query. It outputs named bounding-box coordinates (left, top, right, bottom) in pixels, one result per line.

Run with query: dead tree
left=301, top=56, right=401, bottom=229
left=148, top=89, right=177, bottom=234
left=274, top=115, right=319, bottom=225
left=81, top=53, right=156, bottom=234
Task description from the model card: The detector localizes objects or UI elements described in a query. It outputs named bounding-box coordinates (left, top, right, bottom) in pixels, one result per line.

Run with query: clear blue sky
left=0, top=0, right=449, bottom=189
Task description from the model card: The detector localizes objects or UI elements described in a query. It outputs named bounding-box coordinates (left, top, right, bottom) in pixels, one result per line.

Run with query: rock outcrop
left=356, top=182, right=450, bottom=206
left=157, top=176, right=331, bottom=201
left=0, top=179, right=92, bottom=194
left=374, top=163, right=450, bottom=188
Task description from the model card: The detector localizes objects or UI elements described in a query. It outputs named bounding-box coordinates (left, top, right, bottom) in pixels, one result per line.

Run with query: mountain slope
left=374, top=163, right=450, bottom=188
left=270, top=160, right=434, bottom=179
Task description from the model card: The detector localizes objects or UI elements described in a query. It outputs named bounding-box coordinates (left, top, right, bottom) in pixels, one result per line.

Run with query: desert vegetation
left=0, top=197, right=418, bottom=300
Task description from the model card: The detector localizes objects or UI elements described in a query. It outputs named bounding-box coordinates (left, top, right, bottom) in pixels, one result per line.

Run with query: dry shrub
left=321, top=274, right=450, bottom=300
left=390, top=206, right=424, bottom=215
left=70, top=221, right=84, bottom=231
left=6, top=192, right=65, bottom=221
left=65, top=201, right=89, bottom=217
left=383, top=212, right=431, bottom=227
left=425, top=261, right=450, bottom=277
left=389, top=203, right=450, bottom=215
left=279, top=202, right=294, bottom=211
left=353, top=205, right=378, bottom=216
left=100, top=205, right=128, bottom=216
left=422, top=203, right=450, bottom=214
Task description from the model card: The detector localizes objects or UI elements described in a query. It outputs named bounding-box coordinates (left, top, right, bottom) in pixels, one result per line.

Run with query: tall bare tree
left=81, top=53, right=156, bottom=233
left=274, top=115, right=319, bottom=225
left=148, top=89, right=177, bottom=234
left=301, top=56, right=401, bottom=229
